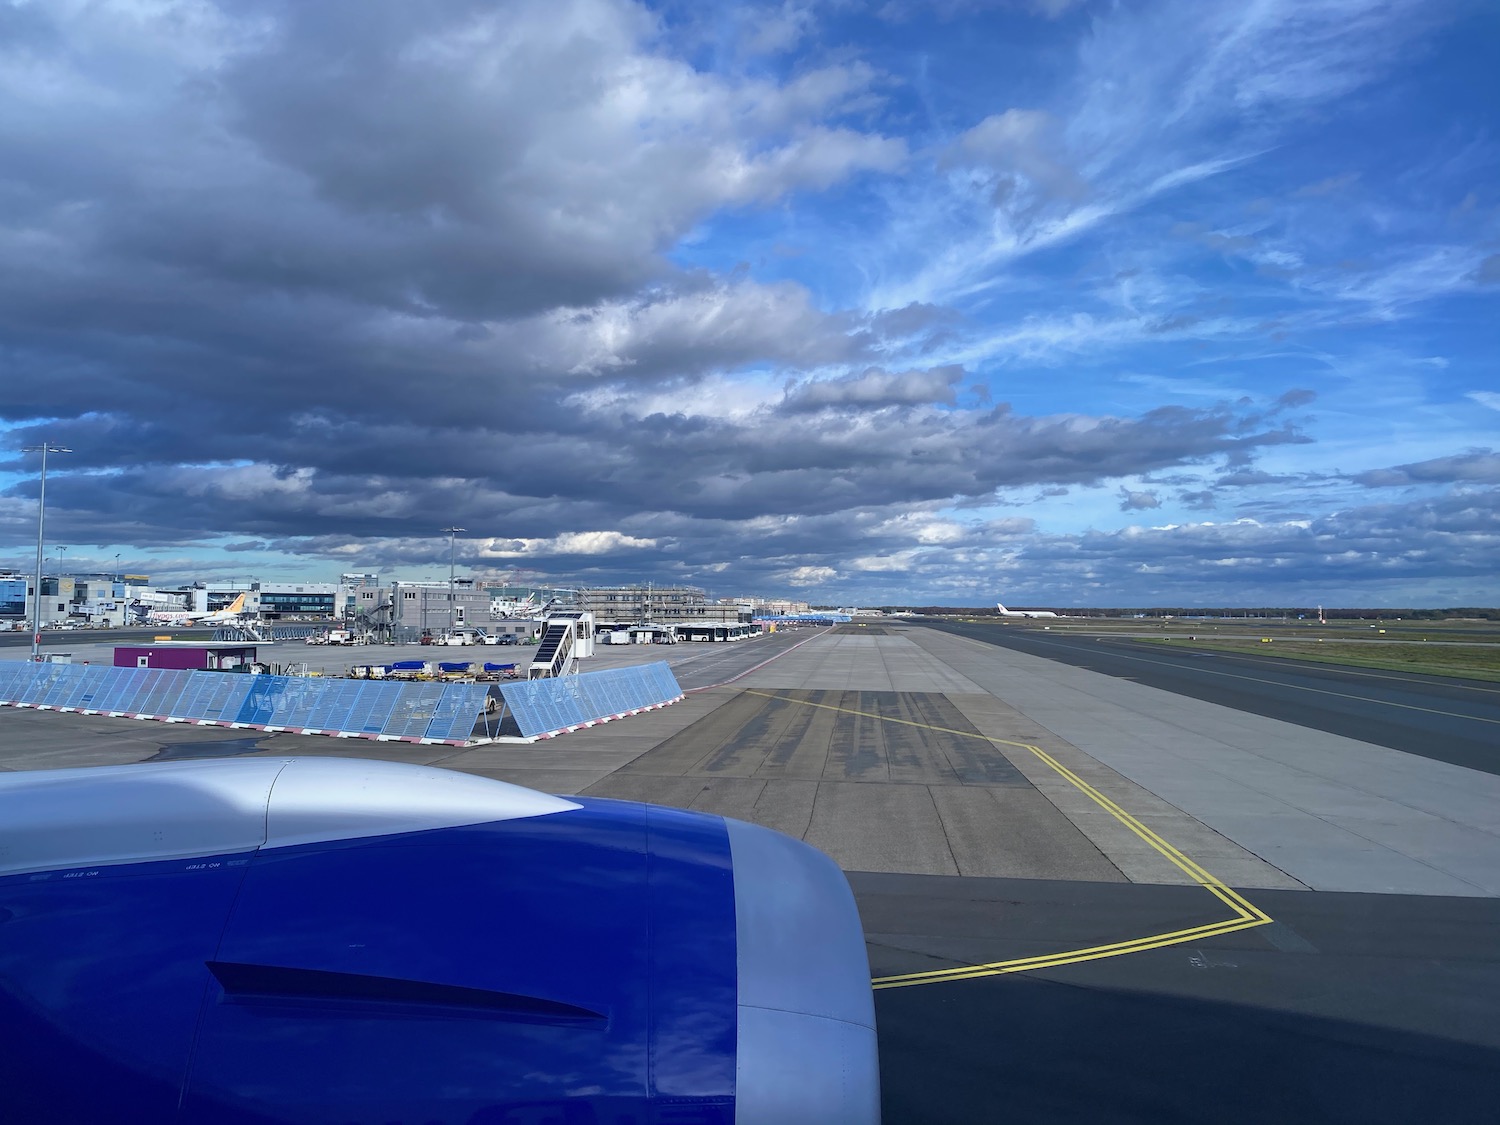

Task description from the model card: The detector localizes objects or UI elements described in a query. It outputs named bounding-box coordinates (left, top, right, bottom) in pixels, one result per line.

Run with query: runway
left=926, top=619, right=1500, bottom=774
left=3, top=621, right=1499, bottom=1122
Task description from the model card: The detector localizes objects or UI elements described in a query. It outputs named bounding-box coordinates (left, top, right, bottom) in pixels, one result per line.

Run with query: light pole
left=22, top=443, right=72, bottom=662
left=442, top=526, right=465, bottom=637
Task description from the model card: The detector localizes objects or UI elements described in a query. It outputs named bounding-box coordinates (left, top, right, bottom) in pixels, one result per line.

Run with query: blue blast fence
left=0, top=662, right=492, bottom=744
left=493, top=662, right=683, bottom=739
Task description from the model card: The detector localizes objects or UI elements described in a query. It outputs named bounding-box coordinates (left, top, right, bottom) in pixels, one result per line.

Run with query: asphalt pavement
left=865, top=873, right=1500, bottom=1125
left=925, top=620, right=1500, bottom=775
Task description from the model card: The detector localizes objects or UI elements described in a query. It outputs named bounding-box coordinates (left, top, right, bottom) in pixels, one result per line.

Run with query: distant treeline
left=881, top=606, right=1500, bottom=620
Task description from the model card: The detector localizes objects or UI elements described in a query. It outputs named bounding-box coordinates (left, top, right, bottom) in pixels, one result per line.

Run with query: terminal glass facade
left=0, top=577, right=27, bottom=618
left=259, top=590, right=337, bottom=616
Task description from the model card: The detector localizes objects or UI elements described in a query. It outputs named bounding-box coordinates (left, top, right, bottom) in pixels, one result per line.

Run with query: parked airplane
left=137, top=592, right=249, bottom=626
left=996, top=601, right=1059, bottom=618
left=0, top=757, right=879, bottom=1123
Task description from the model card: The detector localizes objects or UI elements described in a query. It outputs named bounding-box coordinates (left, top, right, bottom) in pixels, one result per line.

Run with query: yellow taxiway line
left=743, top=689, right=1274, bottom=990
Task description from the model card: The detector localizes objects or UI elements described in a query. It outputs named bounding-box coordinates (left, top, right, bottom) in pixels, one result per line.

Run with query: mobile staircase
left=526, top=612, right=596, bottom=679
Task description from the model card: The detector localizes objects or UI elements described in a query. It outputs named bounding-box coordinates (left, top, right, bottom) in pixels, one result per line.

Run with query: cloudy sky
left=1, top=0, right=1496, bottom=606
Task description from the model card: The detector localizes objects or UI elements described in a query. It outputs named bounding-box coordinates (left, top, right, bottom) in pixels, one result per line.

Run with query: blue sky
left=0, top=0, right=1496, bottom=605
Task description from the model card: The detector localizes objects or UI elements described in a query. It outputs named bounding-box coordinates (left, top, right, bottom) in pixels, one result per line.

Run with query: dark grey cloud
left=1118, top=488, right=1161, bottom=511
left=1003, top=488, right=1500, bottom=605
left=1273, top=388, right=1318, bottom=410
left=4, top=386, right=1313, bottom=583
left=0, top=0, right=902, bottom=379
left=866, top=303, right=963, bottom=339
left=783, top=366, right=964, bottom=410
left=1355, top=450, right=1500, bottom=487
left=1215, top=469, right=1302, bottom=488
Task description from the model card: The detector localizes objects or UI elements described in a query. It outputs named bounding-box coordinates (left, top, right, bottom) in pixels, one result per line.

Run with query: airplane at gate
left=138, top=592, right=249, bottom=626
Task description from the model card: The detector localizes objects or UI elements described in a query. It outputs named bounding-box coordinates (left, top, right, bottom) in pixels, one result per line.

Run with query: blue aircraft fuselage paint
left=0, top=798, right=737, bottom=1124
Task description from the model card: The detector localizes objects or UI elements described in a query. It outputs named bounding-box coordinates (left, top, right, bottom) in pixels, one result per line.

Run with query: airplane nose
left=725, top=819, right=881, bottom=1125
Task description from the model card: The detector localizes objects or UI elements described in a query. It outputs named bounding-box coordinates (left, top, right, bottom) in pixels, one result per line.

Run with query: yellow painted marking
left=743, top=689, right=1273, bottom=989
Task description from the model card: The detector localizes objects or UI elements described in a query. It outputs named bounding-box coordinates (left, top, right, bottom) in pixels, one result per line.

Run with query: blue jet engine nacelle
left=0, top=757, right=879, bottom=1123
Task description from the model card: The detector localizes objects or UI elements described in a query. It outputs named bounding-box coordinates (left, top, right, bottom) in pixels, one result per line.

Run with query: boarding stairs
left=528, top=618, right=577, bottom=679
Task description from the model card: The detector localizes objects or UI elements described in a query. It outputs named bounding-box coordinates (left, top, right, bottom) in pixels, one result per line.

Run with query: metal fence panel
left=119, top=668, right=165, bottom=715
left=26, top=663, right=61, bottom=706
left=496, top=661, right=682, bottom=739
left=0, top=663, right=490, bottom=743
left=267, top=677, right=325, bottom=729
left=304, top=680, right=363, bottom=732
left=168, top=671, right=234, bottom=720
left=346, top=681, right=400, bottom=734
left=36, top=666, right=74, bottom=708
left=235, top=675, right=290, bottom=726
left=425, top=683, right=492, bottom=742
left=199, top=675, right=253, bottom=723
left=7, top=662, right=46, bottom=706
left=67, top=665, right=117, bottom=711
left=140, top=668, right=191, bottom=716
left=381, top=683, right=448, bottom=740
left=10, top=663, right=50, bottom=705
left=89, top=667, right=138, bottom=713
left=0, top=662, right=29, bottom=700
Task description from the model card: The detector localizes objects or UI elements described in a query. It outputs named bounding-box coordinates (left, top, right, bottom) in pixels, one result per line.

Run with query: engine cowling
left=0, top=757, right=879, bottom=1124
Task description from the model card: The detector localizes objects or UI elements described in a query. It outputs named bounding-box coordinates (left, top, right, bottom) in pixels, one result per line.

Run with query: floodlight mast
left=442, top=526, right=466, bottom=638
left=21, top=443, right=72, bottom=662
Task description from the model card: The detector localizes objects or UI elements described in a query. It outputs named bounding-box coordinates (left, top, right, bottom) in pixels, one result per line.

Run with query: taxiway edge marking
left=740, top=689, right=1274, bottom=990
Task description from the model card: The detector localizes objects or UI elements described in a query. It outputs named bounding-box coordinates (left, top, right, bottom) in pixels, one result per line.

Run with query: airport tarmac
left=2, top=621, right=1497, bottom=1122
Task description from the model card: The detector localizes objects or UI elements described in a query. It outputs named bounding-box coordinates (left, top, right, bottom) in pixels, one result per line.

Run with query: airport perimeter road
left=925, top=620, right=1500, bottom=775
left=0, top=626, right=218, bottom=650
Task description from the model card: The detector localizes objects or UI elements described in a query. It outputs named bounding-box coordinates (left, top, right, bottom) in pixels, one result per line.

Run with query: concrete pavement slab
left=743, top=778, right=819, bottom=840
left=943, top=692, right=1307, bottom=890
left=803, top=783, right=957, bottom=875
left=927, top=786, right=1124, bottom=881
left=912, top=626, right=1500, bottom=896
left=737, top=633, right=985, bottom=694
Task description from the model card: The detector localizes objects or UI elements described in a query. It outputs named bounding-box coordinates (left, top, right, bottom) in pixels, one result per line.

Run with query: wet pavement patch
left=146, top=736, right=273, bottom=762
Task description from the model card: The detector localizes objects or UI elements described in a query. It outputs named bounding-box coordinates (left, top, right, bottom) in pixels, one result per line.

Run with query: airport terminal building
left=3, top=567, right=759, bottom=639
left=578, top=585, right=750, bottom=626
left=345, top=577, right=492, bottom=640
